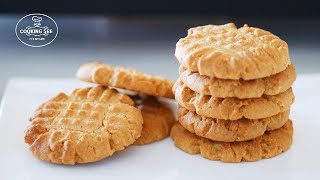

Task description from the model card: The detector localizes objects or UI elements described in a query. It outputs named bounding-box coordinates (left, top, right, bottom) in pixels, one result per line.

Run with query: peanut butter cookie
left=178, top=107, right=289, bottom=142
left=170, top=120, right=293, bottom=162
left=175, top=23, right=290, bottom=80
left=76, top=62, right=174, bottom=98
left=173, top=79, right=294, bottom=120
left=132, top=95, right=175, bottom=145
left=25, top=86, right=143, bottom=165
left=179, top=64, right=296, bottom=99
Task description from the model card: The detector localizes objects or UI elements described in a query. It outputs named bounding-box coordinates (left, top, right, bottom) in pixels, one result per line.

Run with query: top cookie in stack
left=176, top=23, right=291, bottom=81
left=171, top=23, right=296, bottom=162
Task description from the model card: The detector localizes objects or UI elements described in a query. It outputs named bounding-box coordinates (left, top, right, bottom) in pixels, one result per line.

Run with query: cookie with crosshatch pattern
left=175, top=23, right=291, bottom=80
left=24, top=86, right=143, bottom=165
left=76, top=61, right=174, bottom=98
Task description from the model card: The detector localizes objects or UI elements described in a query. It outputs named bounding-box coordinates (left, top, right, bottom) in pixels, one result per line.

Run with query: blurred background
left=0, top=0, right=319, bottom=99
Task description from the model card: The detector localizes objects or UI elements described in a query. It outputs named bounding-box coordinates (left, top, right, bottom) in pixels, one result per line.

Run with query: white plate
left=0, top=76, right=319, bottom=180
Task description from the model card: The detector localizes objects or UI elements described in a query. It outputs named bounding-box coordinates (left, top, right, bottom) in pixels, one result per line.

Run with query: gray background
left=0, top=15, right=319, bottom=99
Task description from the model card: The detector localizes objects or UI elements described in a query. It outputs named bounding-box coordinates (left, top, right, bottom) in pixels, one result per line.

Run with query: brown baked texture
left=178, top=106, right=289, bottom=142
left=175, top=23, right=291, bottom=80
left=24, top=86, right=143, bottom=165
left=173, top=79, right=295, bottom=120
left=132, top=95, right=175, bottom=145
left=170, top=120, right=293, bottom=162
left=179, top=64, right=296, bottom=99
left=76, top=61, right=174, bottom=98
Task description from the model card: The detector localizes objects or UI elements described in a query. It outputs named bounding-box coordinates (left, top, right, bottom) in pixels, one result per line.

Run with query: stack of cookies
left=171, top=23, right=296, bottom=162
left=24, top=62, right=176, bottom=165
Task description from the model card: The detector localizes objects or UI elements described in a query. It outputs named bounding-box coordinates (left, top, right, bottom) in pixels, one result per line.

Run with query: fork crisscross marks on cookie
left=24, top=86, right=143, bottom=164
left=76, top=62, right=174, bottom=98
left=175, top=24, right=290, bottom=80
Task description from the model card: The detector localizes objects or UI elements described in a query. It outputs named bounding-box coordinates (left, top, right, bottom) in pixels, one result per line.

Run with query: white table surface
left=0, top=75, right=319, bottom=180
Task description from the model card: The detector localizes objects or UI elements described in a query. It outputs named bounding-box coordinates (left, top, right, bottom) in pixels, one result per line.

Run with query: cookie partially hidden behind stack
left=171, top=23, right=296, bottom=162
left=132, top=95, right=175, bottom=145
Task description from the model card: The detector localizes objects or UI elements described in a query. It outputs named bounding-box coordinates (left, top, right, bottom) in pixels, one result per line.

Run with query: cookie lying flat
left=173, top=79, right=294, bottom=120
left=132, top=96, right=175, bottom=145
left=24, top=86, right=143, bottom=165
left=76, top=62, right=174, bottom=98
left=170, top=120, right=293, bottom=162
left=178, top=107, right=289, bottom=142
left=175, top=23, right=290, bottom=80
left=179, top=64, right=296, bottom=99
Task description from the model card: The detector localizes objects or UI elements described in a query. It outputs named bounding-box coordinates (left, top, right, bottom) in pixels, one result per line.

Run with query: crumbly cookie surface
left=175, top=23, right=290, bottom=80
left=76, top=62, right=174, bottom=98
left=178, top=107, right=289, bottom=142
left=132, top=95, right=175, bottom=145
left=173, top=79, right=294, bottom=120
left=24, top=86, right=143, bottom=165
left=170, top=120, right=293, bottom=162
left=179, top=64, right=296, bottom=99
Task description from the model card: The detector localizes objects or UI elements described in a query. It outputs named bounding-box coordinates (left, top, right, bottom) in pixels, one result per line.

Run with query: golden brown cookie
left=178, top=107, right=289, bottom=142
left=24, top=86, right=143, bottom=165
left=76, top=62, right=174, bottom=98
left=173, top=79, right=294, bottom=120
left=170, top=120, right=293, bottom=162
left=179, top=64, right=296, bottom=99
left=132, top=95, right=175, bottom=145
left=175, top=23, right=291, bottom=80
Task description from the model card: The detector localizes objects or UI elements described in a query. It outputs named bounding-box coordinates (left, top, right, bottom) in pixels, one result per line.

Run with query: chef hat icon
left=32, top=16, right=42, bottom=22
left=32, top=16, right=42, bottom=26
